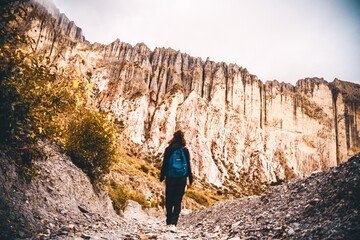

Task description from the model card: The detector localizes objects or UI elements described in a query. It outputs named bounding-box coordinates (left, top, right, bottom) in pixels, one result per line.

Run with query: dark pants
left=165, top=176, right=187, bottom=226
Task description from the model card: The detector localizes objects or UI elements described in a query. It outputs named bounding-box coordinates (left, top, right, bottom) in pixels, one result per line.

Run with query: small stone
left=292, top=222, right=300, bottom=230
left=231, top=221, right=241, bottom=229
left=81, top=233, right=91, bottom=239
left=61, top=225, right=71, bottom=232
left=78, top=205, right=90, bottom=213
left=140, top=233, right=158, bottom=239
left=195, top=222, right=203, bottom=227
left=47, top=186, right=55, bottom=192
left=287, top=227, right=295, bottom=235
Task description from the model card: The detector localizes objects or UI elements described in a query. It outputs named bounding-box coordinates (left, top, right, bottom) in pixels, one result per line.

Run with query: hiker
left=160, top=130, right=193, bottom=230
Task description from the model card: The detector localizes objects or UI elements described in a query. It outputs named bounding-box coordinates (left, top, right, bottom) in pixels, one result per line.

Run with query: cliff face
left=26, top=2, right=360, bottom=187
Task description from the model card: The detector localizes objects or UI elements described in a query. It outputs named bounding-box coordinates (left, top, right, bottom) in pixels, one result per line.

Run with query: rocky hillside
left=180, top=153, right=360, bottom=239
left=25, top=0, right=360, bottom=191
left=0, top=143, right=130, bottom=239
left=1, top=143, right=359, bottom=239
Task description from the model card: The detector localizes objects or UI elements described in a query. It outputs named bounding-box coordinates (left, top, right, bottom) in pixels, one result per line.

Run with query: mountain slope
left=180, top=154, right=360, bottom=239
left=0, top=143, right=129, bottom=239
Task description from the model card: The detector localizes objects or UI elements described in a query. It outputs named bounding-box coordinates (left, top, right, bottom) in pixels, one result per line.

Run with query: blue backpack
left=168, top=148, right=188, bottom=178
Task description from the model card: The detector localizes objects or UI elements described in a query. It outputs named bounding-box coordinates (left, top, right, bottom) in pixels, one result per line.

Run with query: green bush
left=65, top=110, right=118, bottom=183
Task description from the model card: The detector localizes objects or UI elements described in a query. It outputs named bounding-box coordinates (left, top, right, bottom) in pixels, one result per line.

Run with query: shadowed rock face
left=25, top=1, right=360, bottom=187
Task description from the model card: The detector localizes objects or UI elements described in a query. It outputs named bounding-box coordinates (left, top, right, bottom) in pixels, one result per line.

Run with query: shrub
left=0, top=0, right=86, bottom=148
left=0, top=0, right=87, bottom=181
left=65, top=110, right=118, bottom=183
left=0, top=36, right=85, bottom=181
left=108, top=180, right=148, bottom=214
left=108, top=181, right=128, bottom=214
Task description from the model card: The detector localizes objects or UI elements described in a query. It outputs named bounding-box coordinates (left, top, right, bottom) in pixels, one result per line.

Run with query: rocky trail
left=1, top=144, right=359, bottom=239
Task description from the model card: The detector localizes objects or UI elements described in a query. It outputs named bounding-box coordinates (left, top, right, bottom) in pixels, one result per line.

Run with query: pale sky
left=49, top=0, right=360, bottom=85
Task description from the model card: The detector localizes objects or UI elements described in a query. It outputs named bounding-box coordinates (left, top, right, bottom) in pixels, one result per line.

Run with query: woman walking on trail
left=160, top=130, right=193, bottom=231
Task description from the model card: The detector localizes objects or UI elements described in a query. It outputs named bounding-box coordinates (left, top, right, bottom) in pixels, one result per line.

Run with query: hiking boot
left=168, top=224, right=177, bottom=233
left=162, top=225, right=170, bottom=232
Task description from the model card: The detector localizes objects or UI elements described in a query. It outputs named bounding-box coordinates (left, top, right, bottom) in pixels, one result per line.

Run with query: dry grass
left=106, top=147, right=163, bottom=210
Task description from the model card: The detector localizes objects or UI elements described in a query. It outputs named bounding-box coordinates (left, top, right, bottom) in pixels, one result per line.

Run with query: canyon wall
left=25, top=1, right=360, bottom=187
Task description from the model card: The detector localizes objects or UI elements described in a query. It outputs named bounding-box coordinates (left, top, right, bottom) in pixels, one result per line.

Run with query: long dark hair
left=168, top=130, right=186, bottom=146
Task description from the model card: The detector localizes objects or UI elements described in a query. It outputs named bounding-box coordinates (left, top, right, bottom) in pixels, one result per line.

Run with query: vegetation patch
left=186, top=189, right=212, bottom=207
left=0, top=0, right=86, bottom=181
left=108, top=181, right=128, bottom=214
left=108, top=180, right=148, bottom=214
left=65, top=110, right=118, bottom=184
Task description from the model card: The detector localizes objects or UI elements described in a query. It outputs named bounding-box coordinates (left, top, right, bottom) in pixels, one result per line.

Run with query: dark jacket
left=160, top=141, right=193, bottom=184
